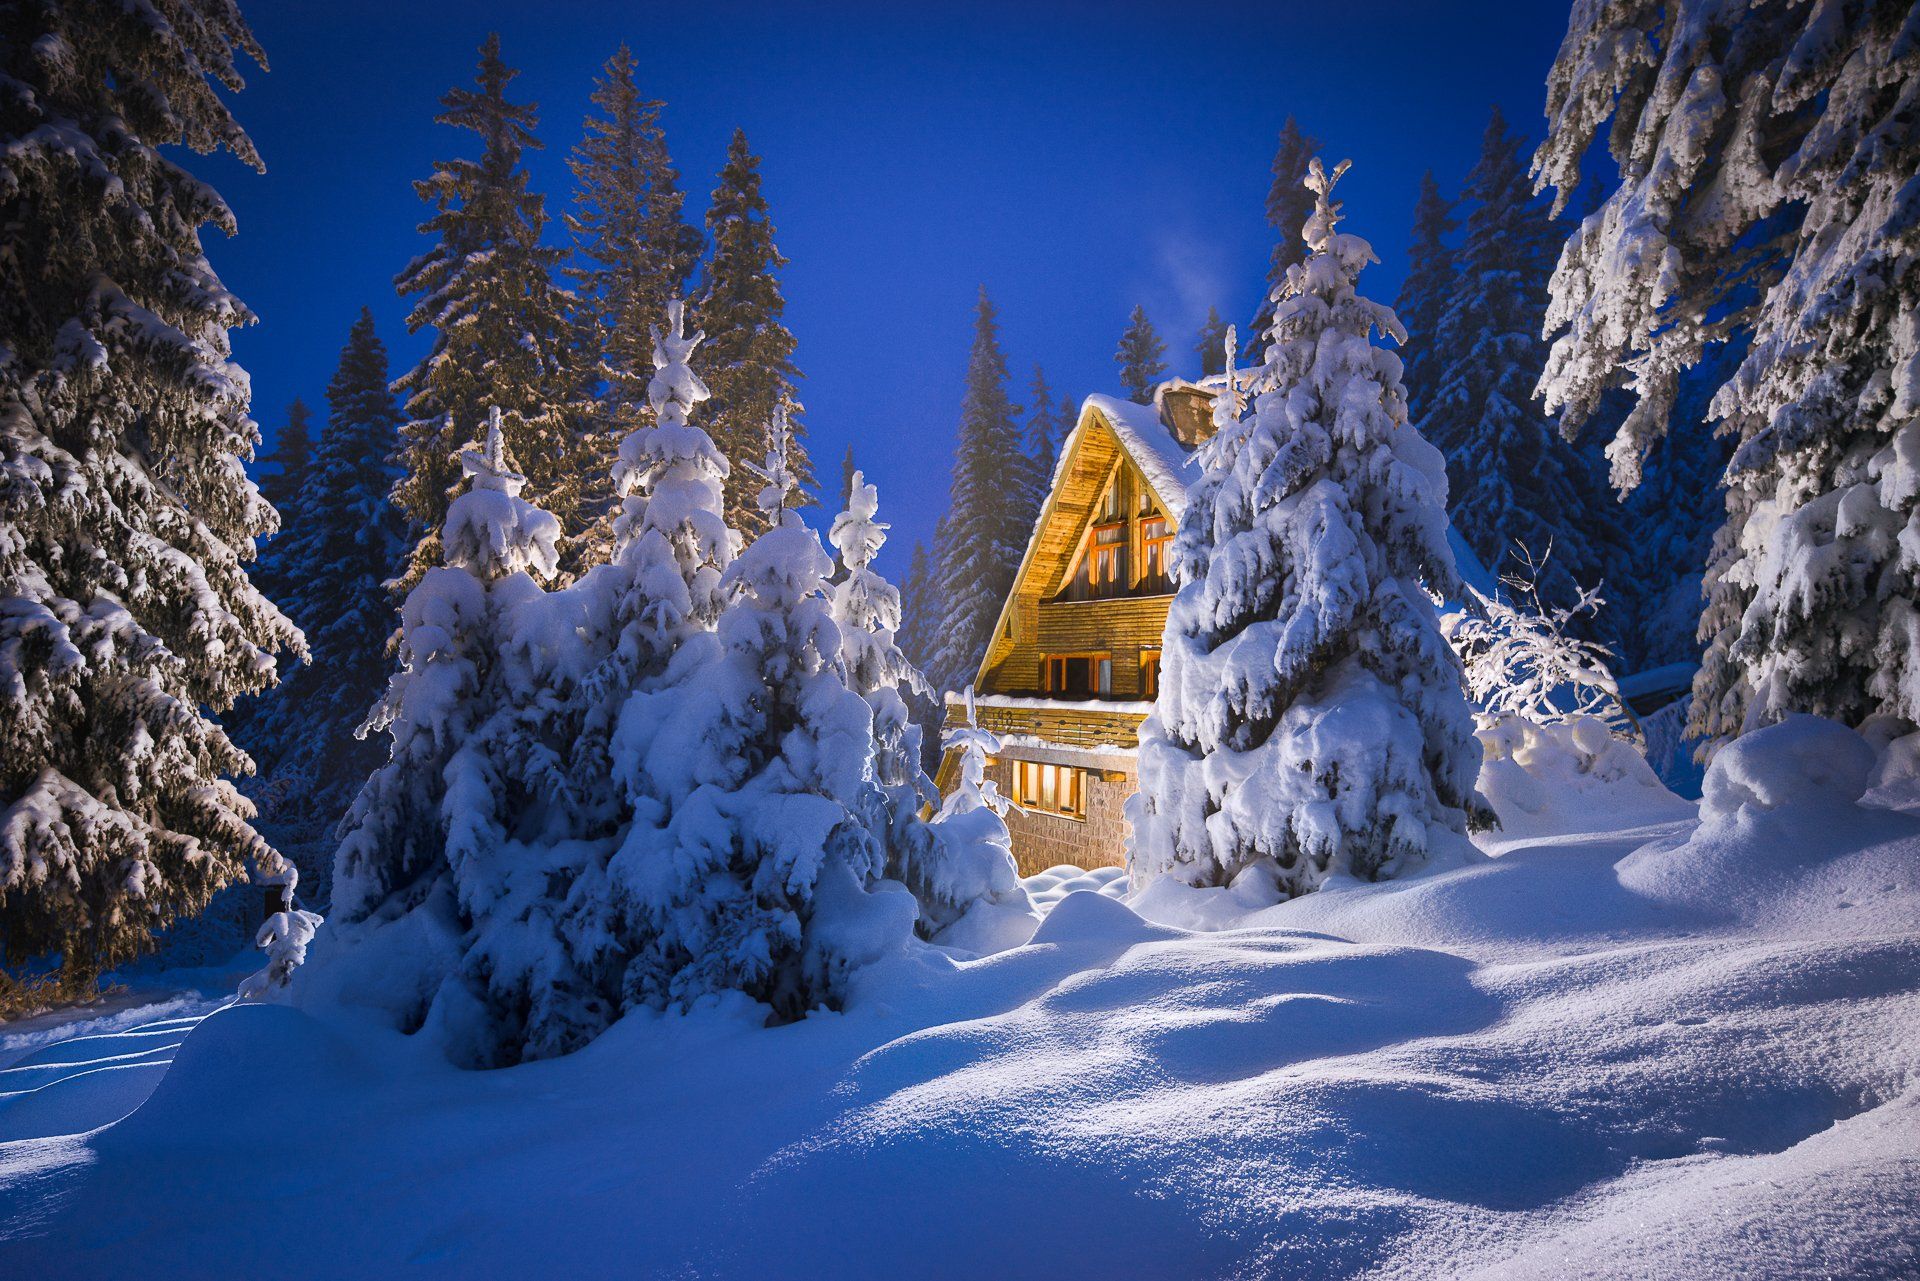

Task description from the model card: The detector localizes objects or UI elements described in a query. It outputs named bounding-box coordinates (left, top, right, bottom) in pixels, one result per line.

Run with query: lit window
left=1088, top=521, right=1126, bottom=595
left=1140, top=649, right=1161, bottom=699
left=1140, top=515, right=1172, bottom=591
left=1011, top=760, right=1087, bottom=819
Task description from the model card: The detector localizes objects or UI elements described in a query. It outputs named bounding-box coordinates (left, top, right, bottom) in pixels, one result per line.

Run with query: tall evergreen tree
left=328, top=411, right=563, bottom=1055
left=1424, top=109, right=1617, bottom=613
left=1116, top=305, right=1168, bottom=404
left=1534, top=0, right=1920, bottom=747
left=242, top=310, right=409, bottom=891
left=1020, top=366, right=1063, bottom=526
left=928, top=289, right=1028, bottom=695
left=1130, top=160, right=1484, bottom=901
left=611, top=419, right=911, bottom=1021
left=565, top=44, right=702, bottom=565
left=0, top=0, right=304, bottom=981
left=899, top=538, right=936, bottom=680
left=690, top=129, right=810, bottom=535
left=1195, top=307, right=1231, bottom=377
left=393, top=33, right=593, bottom=581
left=1395, top=171, right=1457, bottom=424
left=1244, top=115, right=1320, bottom=362
left=259, top=400, right=313, bottom=537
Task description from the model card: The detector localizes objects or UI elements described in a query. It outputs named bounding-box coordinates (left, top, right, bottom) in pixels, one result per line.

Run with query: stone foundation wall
left=985, top=755, right=1134, bottom=877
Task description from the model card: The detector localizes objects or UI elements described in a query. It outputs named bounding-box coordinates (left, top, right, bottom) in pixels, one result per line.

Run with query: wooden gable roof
left=969, top=396, right=1193, bottom=687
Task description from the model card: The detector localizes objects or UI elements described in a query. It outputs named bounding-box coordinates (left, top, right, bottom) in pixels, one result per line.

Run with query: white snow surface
left=2, top=717, right=1917, bottom=1279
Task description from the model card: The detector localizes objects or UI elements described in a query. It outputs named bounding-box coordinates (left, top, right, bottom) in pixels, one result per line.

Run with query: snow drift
left=1, top=717, right=1916, bottom=1279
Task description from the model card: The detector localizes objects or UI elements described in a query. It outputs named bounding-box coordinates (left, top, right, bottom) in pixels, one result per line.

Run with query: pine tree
left=1020, top=366, right=1062, bottom=529
left=1128, top=160, right=1485, bottom=901
left=690, top=129, right=810, bottom=536
left=1244, top=115, right=1320, bottom=362
left=242, top=310, right=409, bottom=892
left=1533, top=0, right=1920, bottom=748
left=565, top=44, right=702, bottom=566
left=828, top=469, right=1001, bottom=945
left=249, top=399, right=313, bottom=614
left=1424, top=110, right=1616, bottom=613
left=610, top=417, right=913, bottom=1020
left=924, top=690, right=1035, bottom=953
left=1395, top=171, right=1456, bottom=424
left=899, top=539, right=935, bottom=674
left=1195, top=307, right=1232, bottom=377
left=259, top=400, right=314, bottom=540
left=392, top=33, right=593, bottom=581
left=927, top=289, right=1028, bottom=696
left=0, top=1, right=304, bottom=981
left=569, top=299, right=738, bottom=832
left=1116, top=305, right=1168, bottom=404
left=328, top=411, right=561, bottom=1044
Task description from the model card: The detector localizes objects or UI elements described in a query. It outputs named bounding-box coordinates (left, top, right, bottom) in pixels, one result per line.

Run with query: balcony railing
left=950, top=698, right=1148, bottom=752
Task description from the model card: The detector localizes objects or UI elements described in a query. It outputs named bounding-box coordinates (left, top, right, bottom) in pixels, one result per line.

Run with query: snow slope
left=1, top=719, right=1915, bottom=1279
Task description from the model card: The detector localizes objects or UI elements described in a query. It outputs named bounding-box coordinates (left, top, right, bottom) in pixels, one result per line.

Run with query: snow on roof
left=1079, top=393, right=1198, bottom=517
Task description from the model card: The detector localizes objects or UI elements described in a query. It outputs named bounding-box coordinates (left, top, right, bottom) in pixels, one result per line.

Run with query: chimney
left=1154, top=381, right=1220, bottom=449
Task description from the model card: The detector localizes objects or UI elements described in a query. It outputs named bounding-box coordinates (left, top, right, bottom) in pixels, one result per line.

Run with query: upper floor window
left=1139, top=515, right=1172, bottom=593
left=1042, top=652, right=1111, bottom=699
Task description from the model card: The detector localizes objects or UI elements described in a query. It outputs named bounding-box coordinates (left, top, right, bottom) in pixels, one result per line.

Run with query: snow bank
left=2, top=717, right=1916, bottom=1278
left=1476, top=714, right=1695, bottom=840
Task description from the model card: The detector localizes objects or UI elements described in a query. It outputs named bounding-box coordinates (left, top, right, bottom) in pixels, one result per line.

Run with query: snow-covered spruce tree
left=691, top=129, right=811, bottom=537
left=565, top=44, right=703, bottom=566
left=1615, top=348, right=1738, bottom=672
left=0, top=1, right=304, bottom=981
left=927, top=288, right=1028, bottom=697
left=1196, top=307, right=1232, bottom=378
left=569, top=299, right=738, bottom=831
left=240, top=398, right=312, bottom=652
left=393, top=33, right=594, bottom=582
left=1018, top=367, right=1064, bottom=530
left=925, top=689, right=1035, bottom=952
left=1426, top=109, right=1619, bottom=615
left=829, top=473, right=937, bottom=913
left=1394, top=171, right=1456, bottom=424
left=258, top=400, right=313, bottom=548
left=895, top=535, right=946, bottom=775
left=1116, top=305, right=1168, bottom=403
left=1533, top=0, right=1920, bottom=746
left=1244, top=115, right=1321, bottom=363
left=329, top=411, right=559, bottom=1037
left=608, top=416, right=913, bottom=1021
left=241, top=309, right=409, bottom=893
left=1128, top=162, right=1487, bottom=899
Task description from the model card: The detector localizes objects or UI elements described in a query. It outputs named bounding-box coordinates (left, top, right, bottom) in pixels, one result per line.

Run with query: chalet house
left=934, top=379, right=1536, bottom=877
left=934, top=383, right=1222, bottom=876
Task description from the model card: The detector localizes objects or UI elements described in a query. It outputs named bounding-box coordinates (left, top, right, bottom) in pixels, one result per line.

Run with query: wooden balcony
left=949, top=697, right=1148, bottom=752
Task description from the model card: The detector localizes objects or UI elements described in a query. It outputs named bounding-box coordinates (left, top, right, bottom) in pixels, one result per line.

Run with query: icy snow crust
left=3, top=718, right=1918, bottom=1279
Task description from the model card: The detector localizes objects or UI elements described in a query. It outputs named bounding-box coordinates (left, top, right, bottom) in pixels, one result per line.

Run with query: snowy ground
left=2, top=721, right=1916, bottom=1279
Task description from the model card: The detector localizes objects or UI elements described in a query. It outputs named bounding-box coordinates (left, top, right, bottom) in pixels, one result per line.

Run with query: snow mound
left=1699, top=714, right=1876, bottom=822
left=1021, top=864, right=1129, bottom=912
left=0, top=1001, right=222, bottom=1142
left=1477, top=714, right=1694, bottom=841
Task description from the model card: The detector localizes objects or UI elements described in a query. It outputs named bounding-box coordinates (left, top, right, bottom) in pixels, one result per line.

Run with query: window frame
left=1010, top=759, right=1089, bottom=820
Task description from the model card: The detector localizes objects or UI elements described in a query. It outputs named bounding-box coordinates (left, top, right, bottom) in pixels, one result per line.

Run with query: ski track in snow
left=2, top=738, right=1917, bottom=1279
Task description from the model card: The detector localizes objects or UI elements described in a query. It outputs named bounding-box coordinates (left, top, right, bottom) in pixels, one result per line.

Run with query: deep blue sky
left=204, top=0, right=1571, bottom=574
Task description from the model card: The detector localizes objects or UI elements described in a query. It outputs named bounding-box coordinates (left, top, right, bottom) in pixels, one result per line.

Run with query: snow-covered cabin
left=936, top=378, right=1495, bottom=876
